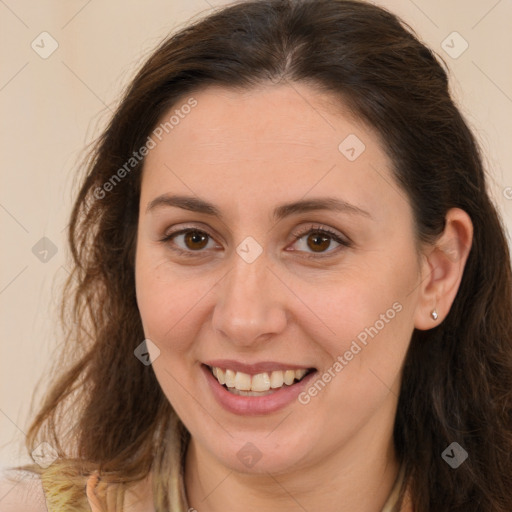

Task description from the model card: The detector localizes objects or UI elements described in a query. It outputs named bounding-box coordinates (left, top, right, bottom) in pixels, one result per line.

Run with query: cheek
left=134, top=245, right=216, bottom=356
left=300, top=286, right=413, bottom=436
left=316, top=269, right=413, bottom=350
left=135, top=245, right=184, bottom=345
left=310, top=291, right=410, bottom=393
left=309, top=247, right=417, bottom=390
left=136, top=276, right=190, bottom=353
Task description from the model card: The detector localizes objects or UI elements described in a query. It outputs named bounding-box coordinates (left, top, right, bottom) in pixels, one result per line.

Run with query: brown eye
left=160, top=228, right=217, bottom=257
left=290, top=226, right=350, bottom=258
left=306, top=233, right=332, bottom=253
left=183, top=230, right=209, bottom=250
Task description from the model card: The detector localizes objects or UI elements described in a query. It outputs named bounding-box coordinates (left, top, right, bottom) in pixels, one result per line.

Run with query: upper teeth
left=211, top=367, right=309, bottom=392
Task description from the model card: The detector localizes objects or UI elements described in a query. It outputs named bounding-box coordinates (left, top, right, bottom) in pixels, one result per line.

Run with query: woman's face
left=135, top=83, right=424, bottom=474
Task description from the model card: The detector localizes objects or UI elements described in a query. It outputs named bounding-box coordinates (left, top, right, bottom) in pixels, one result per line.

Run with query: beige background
left=1, top=0, right=511, bottom=470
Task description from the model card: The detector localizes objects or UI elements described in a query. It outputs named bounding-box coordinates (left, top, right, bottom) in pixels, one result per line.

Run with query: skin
left=134, top=83, right=473, bottom=512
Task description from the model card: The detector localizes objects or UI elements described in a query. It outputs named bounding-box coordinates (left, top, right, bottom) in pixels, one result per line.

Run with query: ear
left=414, top=208, right=473, bottom=330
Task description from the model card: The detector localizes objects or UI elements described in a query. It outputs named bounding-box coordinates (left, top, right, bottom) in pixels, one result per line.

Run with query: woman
left=2, top=0, right=511, bottom=510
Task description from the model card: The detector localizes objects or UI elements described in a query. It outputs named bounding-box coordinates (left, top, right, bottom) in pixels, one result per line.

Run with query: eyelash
left=159, top=224, right=351, bottom=259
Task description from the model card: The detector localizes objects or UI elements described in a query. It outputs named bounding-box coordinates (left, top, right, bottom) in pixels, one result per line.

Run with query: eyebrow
left=146, top=194, right=372, bottom=221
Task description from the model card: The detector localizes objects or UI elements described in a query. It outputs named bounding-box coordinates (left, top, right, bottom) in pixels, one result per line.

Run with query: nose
left=211, top=249, right=288, bottom=347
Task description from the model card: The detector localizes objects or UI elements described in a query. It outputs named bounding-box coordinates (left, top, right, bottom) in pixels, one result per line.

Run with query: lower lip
left=201, top=364, right=317, bottom=416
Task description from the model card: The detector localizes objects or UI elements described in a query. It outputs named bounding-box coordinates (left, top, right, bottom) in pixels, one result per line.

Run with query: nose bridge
left=212, top=246, right=287, bottom=345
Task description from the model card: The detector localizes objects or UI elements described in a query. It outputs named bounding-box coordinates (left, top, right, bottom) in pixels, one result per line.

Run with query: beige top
left=0, top=462, right=406, bottom=511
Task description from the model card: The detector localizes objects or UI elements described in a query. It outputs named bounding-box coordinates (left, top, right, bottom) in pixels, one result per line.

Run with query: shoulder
left=0, top=469, right=47, bottom=512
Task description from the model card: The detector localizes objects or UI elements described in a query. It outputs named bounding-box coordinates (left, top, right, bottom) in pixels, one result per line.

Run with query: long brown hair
left=22, top=1, right=512, bottom=510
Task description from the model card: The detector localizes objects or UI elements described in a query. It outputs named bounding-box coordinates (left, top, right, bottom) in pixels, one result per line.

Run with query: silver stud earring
left=431, top=309, right=438, bottom=321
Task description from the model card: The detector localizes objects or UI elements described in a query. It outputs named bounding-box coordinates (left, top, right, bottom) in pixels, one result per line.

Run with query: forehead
left=151, top=84, right=369, bottom=156
left=140, top=83, right=401, bottom=222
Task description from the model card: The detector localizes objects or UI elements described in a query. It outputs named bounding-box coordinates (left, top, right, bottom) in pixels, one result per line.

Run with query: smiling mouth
left=206, top=364, right=316, bottom=396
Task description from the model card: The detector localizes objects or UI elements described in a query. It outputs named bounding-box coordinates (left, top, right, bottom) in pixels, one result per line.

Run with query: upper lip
left=204, top=359, right=315, bottom=375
